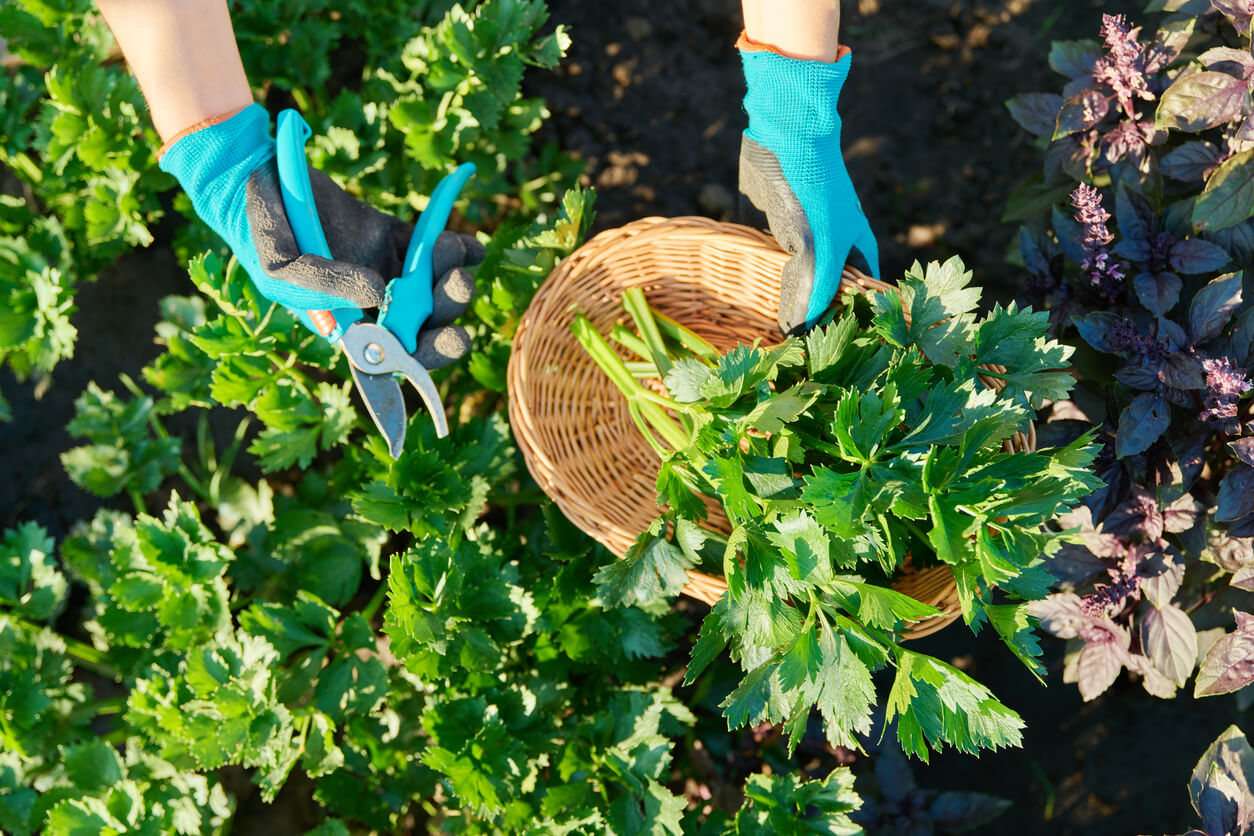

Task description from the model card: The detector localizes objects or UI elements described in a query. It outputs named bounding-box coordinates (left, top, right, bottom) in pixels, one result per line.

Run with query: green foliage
left=0, top=0, right=577, bottom=391
left=724, top=769, right=863, bottom=835
left=578, top=262, right=1101, bottom=759
left=60, top=382, right=182, bottom=499
left=0, top=199, right=76, bottom=390
left=0, top=523, right=66, bottom=622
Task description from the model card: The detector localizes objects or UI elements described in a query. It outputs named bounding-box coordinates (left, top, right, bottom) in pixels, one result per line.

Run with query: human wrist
left=736, top=32, right=852, bottom=64
left=740, top=0, right=841, bottom=62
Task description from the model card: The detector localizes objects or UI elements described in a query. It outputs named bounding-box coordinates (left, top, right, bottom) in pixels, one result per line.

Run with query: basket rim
left=507, top=216, right=1039, bottom=640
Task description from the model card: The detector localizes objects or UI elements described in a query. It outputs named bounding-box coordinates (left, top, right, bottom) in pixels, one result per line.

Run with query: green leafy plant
left=0, top=0, right=578, bottom=398
left=576, top=257, right=1103, bottom=760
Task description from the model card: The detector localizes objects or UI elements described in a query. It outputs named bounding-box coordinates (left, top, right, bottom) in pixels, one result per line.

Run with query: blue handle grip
left=274, top=108, right=362, bottom=338
left=377, top=163, right=476, bottom=354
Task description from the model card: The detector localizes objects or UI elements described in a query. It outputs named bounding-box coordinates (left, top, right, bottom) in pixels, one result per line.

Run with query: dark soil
left=2, top=0, right=1247, bottom=833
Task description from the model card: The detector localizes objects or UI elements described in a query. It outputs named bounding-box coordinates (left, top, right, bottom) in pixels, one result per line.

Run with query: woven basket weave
left=508, top=216, right=1036, bottom=640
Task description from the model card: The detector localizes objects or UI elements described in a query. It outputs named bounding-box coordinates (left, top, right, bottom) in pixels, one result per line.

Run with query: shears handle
left=274, top=108, right=363, bottom=339
left=377, top=163, right=476, bottom=354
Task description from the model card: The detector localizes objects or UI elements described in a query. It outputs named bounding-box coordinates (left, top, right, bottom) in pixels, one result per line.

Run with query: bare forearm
left=741, top=0, right=841, bottom=61
left=95, top=0, right=252, bottom=143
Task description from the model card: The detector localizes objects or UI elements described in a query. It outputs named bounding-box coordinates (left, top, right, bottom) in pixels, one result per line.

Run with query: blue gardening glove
left=159, top=104, right=480, bottom=368
left=739, top=45, right=880, bottom=335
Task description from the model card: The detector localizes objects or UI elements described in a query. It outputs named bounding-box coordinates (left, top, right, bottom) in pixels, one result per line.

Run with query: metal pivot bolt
left=363, top=343, right=385, bottom=365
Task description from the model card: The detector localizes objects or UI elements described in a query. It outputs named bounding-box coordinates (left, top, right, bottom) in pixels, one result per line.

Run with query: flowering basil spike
left=739, top=45, right=880, bottom=335
left=1071, top=184, right=1125, bottom=302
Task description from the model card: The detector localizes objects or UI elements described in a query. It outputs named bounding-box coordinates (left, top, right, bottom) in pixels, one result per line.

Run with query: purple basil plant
left=1005, top=5, right=1254, bottom=703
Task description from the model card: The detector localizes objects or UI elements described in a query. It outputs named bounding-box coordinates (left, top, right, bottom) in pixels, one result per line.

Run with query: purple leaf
left=1140, top=544, right=1186, bottom=608
left=1141, top=603, right=1198, bottom=687
left=1072, top=312, right=1122, bottom=352
left=1049, top=39, right=1101, bottom=79
left=1113, top=238, right=1153, bottom=261
left=1161, top=141, right=1224, bottom=183
left=1048, top=543, right=1110, bottom=587
left=1156, top=71, right=1249, bottom=132
left=1217, top=466, right=1254, bottom=523
left=1148, top=449, right=1185, bottom=497
left=1232, top=515, right=1254, bottom=540
left=1054, top=89, right=1111, bottom=140
left=1199, top=46, right=1254, bottom=79
left=1144, top=17, right=1197, bottom=74
left=1103, top=488, right=1164, bottom=540
left=1163, top=493, right=1204, bottom=533
left=1052, top=205, right=1089, bottom=264
left=1195, top=149, right=1254, bottom=233
left=1158, top=317, right=1189, bottom=351
left=1190, top=273, right=1245, bottom=343
left=1046, top=136, right=1096, bottom=182
left=1230, top=438, right=1254, bottom=467
left=1179, top=436, right=1208, bottom=490
left=1115, top=358, right=1163, bottom=390
left=1116, top=393, right=1171, bottom=459
left=1062, top=75, right=1097, bottom=100
left=1223, top=308, right=1254, bottom=366
left=1133, top=272, right=1183, bottom=315
left=1188, top=725, right=1254, bottom=826
left=874, top=742, right=916, bottom=803
left=1206, top=220, right=1254, bottom=271
left=1170, top=238, right=1231, bottom=274
left=1029, top=593, right=1093, bottom=639
left=1006, top=93, right=1064, bottom=137
left=1076, top=637, right=1127, bottom=701
left=1160, top=352, right=1208, bottom=389
left=927, top=792, right=1013, bottom=828
left=1126, top=651, right=1179, bottom=698
left=1165, top=199, right=1198, bottom=240
left=1213, top=0, right=1254, bottom=36
left=1233, top=564, right=1254, bottom=590
left=1115, top=185, right=1157, bottom=256
left=1199, top=782, right=1242, bottom=836
left=1019, top=226, right=1056, bottom=278
left=1143, top=0, right=1209, bottom=12
left=1210, top=537, right=1254, bottom=573
left=1195, top=611, right=1254, bottom=697
left=1238, top=111, right=1254, bottom=142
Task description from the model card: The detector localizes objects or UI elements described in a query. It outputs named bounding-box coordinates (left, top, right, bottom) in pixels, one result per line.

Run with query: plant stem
left=793, top=430, right=846, bottom=461
left=653, top=310, right=719, bottom=362
left=361, top=582, right=390, bottom=625
left=10, top=617, right=121, bottom=680
left=128, top=488, right=145, bottom=516
left=622, top=288, right=673, bottom=377
left=610, top=325, right=653, bottom=363
left=900, top=517, right=930, bottom=547
left=572, top=314, right=691, bottom=452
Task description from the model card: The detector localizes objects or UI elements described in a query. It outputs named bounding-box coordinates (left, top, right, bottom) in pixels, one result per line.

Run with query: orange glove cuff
left=735, top=30, right=851, bottom=64
left=157, top=104, right=252, bottom=160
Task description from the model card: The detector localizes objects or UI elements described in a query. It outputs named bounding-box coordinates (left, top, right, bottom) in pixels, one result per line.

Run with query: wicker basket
left=508, top=217, right=1036, bottom=640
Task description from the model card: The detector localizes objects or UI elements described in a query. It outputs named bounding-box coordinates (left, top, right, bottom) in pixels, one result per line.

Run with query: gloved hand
left=738, top=41, right=880, bottom=335
left=159, top=104, right=480, bottom=368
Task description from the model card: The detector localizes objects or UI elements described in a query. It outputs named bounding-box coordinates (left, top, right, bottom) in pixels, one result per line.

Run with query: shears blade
left=347, top=363, right=407, bottom=459
left=341, top=322, right=449, bottom=444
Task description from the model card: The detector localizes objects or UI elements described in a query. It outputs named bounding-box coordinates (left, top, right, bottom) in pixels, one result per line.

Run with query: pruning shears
left=274, top=108, right=474, bottom=459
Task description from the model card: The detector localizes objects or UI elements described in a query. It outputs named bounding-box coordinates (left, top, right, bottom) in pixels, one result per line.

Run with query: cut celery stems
left=571, top=314, right=692, bottom=452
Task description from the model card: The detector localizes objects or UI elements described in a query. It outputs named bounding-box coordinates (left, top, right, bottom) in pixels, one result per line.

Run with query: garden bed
left=2, top=0, right=1249, bottom=833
